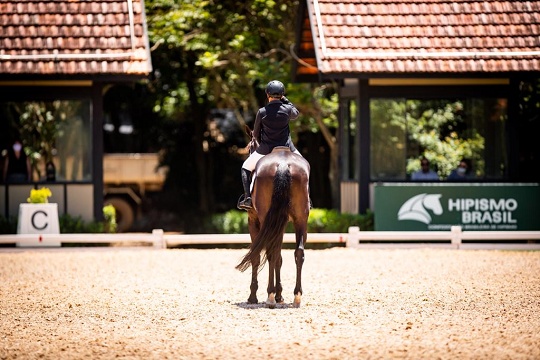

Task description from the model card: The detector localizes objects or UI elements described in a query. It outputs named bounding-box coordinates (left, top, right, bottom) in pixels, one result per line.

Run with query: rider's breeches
left=242, top=149, right=302, bottom=171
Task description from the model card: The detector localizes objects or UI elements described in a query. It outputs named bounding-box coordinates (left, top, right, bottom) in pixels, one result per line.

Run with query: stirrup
left=237, top=194, right=253, bottom=210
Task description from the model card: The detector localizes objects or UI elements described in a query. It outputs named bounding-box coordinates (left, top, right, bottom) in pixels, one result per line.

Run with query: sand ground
left=1, top=247, right=539, bottom=359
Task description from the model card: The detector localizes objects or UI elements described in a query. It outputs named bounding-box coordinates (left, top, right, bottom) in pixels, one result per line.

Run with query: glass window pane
left=0, top=100, right=92, bottom=182
left=370, top=98, right=407, bottom=180
left=369, top=97, right=508, bottom=181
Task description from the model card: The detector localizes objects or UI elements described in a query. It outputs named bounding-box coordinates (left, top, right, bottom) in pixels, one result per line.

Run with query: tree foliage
left=143, top=0, right=340, bottom=213
left=145, top=0, right=300, bottom=120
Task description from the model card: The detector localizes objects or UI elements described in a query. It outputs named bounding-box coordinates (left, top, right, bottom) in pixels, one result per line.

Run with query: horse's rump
left=253, top=151, right=310, bottom=220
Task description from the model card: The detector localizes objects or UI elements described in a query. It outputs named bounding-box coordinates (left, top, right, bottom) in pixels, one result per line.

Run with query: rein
left=247, top=137, right=259, bottom=155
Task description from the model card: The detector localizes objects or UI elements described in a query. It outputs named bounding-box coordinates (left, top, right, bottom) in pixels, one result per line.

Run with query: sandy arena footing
left=1, top=247, right=539, bottom=359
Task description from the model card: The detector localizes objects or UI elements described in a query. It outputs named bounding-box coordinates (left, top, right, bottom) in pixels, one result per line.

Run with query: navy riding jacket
left=252, top=99, right=299, bottom=155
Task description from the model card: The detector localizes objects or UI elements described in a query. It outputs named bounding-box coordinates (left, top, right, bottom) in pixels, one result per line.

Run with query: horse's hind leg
left=275, top=253, right=284, bottom=304
left=293, top=226, right=306, bottom=308
left=247, top=216, right=261, bottom=304
left=266, top=254, right=277, bottom=308
left=248, top=255, right=260, bottom=304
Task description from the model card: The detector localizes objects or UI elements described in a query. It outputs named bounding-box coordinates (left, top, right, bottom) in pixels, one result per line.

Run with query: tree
left=292, top=83, right=339, bottom=208
left=144, top=0, right=339, bottom=214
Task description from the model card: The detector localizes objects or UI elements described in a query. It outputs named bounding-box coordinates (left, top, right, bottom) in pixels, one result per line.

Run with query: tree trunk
left=186, top=54, right=211, bottom=214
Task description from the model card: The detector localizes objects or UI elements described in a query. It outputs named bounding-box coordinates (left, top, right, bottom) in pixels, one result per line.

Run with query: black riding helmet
left=265, top=80, right=285, bottom=97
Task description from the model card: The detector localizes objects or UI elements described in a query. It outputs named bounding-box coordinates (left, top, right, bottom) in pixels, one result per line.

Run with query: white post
left=450, top=226, right=462, bottom=249
left=152, top=229, right=165, bottom=249
left=347, top=226, right=360, bottom=248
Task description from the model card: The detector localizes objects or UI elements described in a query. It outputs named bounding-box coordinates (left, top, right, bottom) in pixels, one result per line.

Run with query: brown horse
left=236, top=126, right=311, bottom=308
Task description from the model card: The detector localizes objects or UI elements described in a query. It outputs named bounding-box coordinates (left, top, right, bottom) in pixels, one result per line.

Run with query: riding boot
left=238, top=169, right=253, bottom=210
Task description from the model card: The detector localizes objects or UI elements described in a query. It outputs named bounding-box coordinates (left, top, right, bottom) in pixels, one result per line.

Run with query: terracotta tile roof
left=0, top=0, right=152, bottom=78
left=295, top=0, right=540, bottom=78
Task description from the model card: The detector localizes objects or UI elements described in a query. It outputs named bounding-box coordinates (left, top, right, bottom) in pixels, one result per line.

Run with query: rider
left=237, top=80, right=302, bottom=210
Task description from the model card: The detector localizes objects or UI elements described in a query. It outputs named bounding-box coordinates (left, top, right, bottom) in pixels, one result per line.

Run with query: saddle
left=271, top=146, right=291, bottom=153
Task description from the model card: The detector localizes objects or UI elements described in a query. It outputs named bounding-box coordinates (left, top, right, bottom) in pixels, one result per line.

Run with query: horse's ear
left=244, top=124, right=252, bottom=137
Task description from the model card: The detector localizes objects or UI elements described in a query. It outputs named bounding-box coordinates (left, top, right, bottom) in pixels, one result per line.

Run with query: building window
left=0, top=100, right=92, bottom=182
left=370, top=97, right=508, bottom=181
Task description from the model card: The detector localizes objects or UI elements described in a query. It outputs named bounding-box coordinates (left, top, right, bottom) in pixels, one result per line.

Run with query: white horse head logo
left=397, top=193, right=443, bottom=224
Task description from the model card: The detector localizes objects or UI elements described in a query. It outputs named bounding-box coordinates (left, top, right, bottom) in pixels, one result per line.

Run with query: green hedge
left=2, top=208, right=374, bottom=235
left=208, top=210, right=249, bottom=234
left=0, top=207, right=116, bottom=234
left=0, top=216, right=18, bottom=234
left=59, top=214, right=105, bottom=233
left=208, top=208, right=374, bottom=234
left=300, top=208, right=374, bottom=233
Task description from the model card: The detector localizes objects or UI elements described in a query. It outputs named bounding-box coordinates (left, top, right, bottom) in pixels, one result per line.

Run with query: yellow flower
left=27, top=187, right=52, bottom=204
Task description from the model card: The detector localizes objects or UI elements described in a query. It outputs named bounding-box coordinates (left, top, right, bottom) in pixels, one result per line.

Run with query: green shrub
left=309, top=209, right=371, bottom=232
left=0, top=216, right=17, bottom=234
left=208, top=210, right=249, bottom=233
left=208, top=208, right=374, bottom=234
left=59, top=214, right=104, bottom=233
left=298, top=208, right=373, bottom=233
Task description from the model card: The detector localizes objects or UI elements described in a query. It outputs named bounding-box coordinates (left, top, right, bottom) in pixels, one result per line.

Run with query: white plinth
left=17, top=203, right=60, bottom=247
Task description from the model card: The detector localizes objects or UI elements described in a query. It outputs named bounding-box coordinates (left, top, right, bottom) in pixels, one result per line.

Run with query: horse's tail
left=236, top=162, right=291, bottom=273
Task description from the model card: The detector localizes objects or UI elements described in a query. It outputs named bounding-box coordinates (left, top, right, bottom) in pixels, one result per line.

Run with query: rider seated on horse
left=238, top=80, right=303, bottom=210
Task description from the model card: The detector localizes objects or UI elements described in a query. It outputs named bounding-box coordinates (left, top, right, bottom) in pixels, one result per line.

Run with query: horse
left=236, top=125, right=311, bottom=308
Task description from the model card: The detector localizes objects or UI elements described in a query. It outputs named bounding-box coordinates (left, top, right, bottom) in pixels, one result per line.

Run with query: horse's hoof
left=293, top=293, right=301, bottom=308
left=248, top=296, right=258, bottom=304
left=266, top=293, right=277, bottom=309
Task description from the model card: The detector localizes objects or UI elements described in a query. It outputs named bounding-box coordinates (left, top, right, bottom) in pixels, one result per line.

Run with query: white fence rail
left=347, top=226, right=540, bottom=250
left=163, top=232, right=347, bottom=247
left=0, top=226, right=539, bottom=250
left=0, top=229, right=167, bottom=248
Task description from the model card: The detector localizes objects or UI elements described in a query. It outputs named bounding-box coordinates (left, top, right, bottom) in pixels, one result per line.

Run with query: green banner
left=374, top=183, right=540, bottom=231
